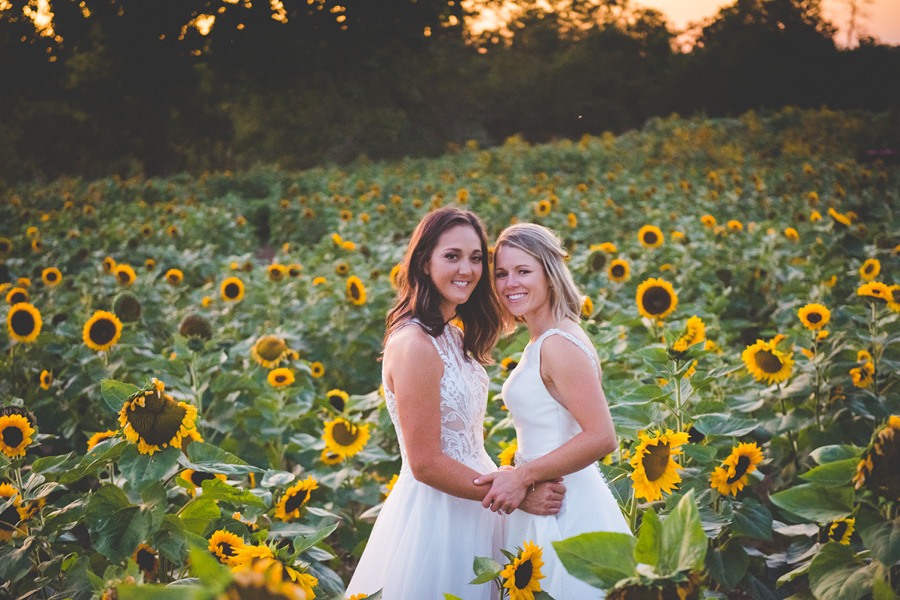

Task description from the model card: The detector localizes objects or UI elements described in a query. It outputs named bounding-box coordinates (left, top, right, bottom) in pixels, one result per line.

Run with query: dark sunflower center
left=9, top=291, right=28, bottom=304
left=46, top=271, right=58, bottom=282
left=2, top=426, right=25, bottom=448
left=10, top=310, right=36, bottom=336
left=275, top=374, right=287, bottom=384
left=514, top=559, right=534, bottom=589
left=0, top=504, right=18, bottom=531
left=864, top=264, right=874, bottom=274
left=89, top=318, right=117, bottom=345
left=168, top=274, right=179, bottom=283
left=135, top=548, right=156, bottom=572
left=337, top=264, right=348, bottom=274
left=611, top=264, right=625, bottom=278
left=284, top=489, right=308, bottom=513
left=642, top=442, right=671, bottom=481
left=349, top=282, right=362, bottom=300
left=892, top=289, right=900, bottom=303
left=329, top=395, right=345, bottom=411
left=117, top=271, right=131, bottom=283
left=257, top=338, right=287, bottom=361
left=589, top=252, right=607, bottom=272
left=726, top=455, right=751, bottom=483
left=312, top=366, right=324, bottom=376
left=333, top=422, right=359, bottom=447
left=0, top=241, right=9, bottom=252
left=754, top=350, right=783, bottom=374
left=224, top=283, right=240, bottom=298
left=807, top=312, right=822, bottom=323
left=219, top=541, right=235, bottom=557
left=643, top=231, right=658, bottom=245
left=126, top=392, right=188, bottom=446
left=642, top=286, right=672, bottom=315
left=830, top=521, right=848, bottom=541
left=269, top=269, right=283, bottom=280
left=190, top=471, right=217, bottom=486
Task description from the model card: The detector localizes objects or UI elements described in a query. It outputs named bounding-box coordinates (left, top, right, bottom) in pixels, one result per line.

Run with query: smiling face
left=493, top=244, right=551, bottom=323
left=425, top=224, right=485, bottom=321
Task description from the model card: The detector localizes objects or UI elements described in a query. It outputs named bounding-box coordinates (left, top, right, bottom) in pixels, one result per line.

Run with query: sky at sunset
left=636, top=0, right=900, bottom=47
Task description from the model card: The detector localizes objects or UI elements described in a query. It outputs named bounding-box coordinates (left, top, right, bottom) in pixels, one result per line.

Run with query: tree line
left=1, top=0, right=898, bottom=183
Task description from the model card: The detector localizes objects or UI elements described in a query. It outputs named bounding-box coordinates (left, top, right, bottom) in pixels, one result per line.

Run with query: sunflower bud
left=113, top=292, right=143, bottom=322
left=179, top=314, right=212, bottom=341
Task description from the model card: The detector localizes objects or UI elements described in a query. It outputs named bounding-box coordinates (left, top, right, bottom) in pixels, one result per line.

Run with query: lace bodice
left=384, top=321, right=493, bottom=472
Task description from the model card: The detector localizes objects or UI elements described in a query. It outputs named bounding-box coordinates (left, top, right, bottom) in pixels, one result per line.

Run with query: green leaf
left=809, top=445, right=863, bottom=465
left=155, top=515, right=188, bottom=563
left=859, top=517, right=900, bottom=567
left=658, top=490, right=708, bottom=576
left=59, top=440, right=126, bottom=485
left=293, top=522, right=339, bottom=555
left=92, top=506, right=154, bottom=562
left=553, top=531, right=636, bottom=589
left=692, top=414, right=760, bottom=437
left=634, top=508, right=662, bottom=567
left=196, top=478, right=266, bottom=509
left=809, top=542, right=878, bottom=600
left=100, top=379, right=141, bottom=413
left=770, top=484, right=854, bottom=523
left=682, top=444, right=718, bottom=464
left=731, top=499, right=773, bottom=541
left=179, top=497, right=222, bottom=536
left=118, top=584, right=205, bottom=600
left=706, top=539, right=749, bottom=589
left=186, top=545, right=232, bottom=586
left=0, top=537, right=36, bottom=582
left=184, top=442, right=263, bottom=476
left=118, top=444, right=180, bottom=489
left=470, top=556, right=502, bottom=584
left=31, top=452, right=76, bottom=474
left=799, top=459, right=858, bottom=487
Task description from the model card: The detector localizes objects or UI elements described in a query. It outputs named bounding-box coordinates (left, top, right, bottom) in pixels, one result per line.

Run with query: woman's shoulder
left=386, top=320, right=437, bottom=356
left=540, top=324, right=600, bottom=371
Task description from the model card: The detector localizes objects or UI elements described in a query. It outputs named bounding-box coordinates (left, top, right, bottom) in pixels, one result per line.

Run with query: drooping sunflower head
left=709, top=442, right=764, bottom=496
left=798, top=303, right=830, bottom=331
left=859, top=258, right=880, bottom=282
left=671, top=315, right=706, bottom=353
left=636, top=278, right=678, bottom=321
left=274, top=475, right=319, bottom=522
left=208, top=529, right=246, bottom=565
left=41, top=267, right=62, bottom=287
left=132, top=544, right=159, bottom=581
left=83, top=310, right=123, bottom=352
left=0, top=407, right=37, bottom=459
left=608, top=258, right=630, bottom=283
left=181, top=468, right=227, bottom=496
left=117, top=379, right=198, bottom=455
left=267, top=368, right=295, bottom=388
left=251, top=335, right=291, bottom=369
left=326, top=389, right=349, bottom=412
left=389, top=264, right=404, bottom=290
left=741, top=338, right=794, bottom=385
left=638, top=225, right=664, bottom=249
left=0, top=483, right=27, bottom=542
left=322, top=418, right=370, bottom=460
left=86, top=430, right=118, bottom=452
left=7, top=303, right=42, bottom=343
left=581, top=296, right=594, bottom=319
left=853, top=415, right=900, bottom=501
left=346, top=275, right=367, bottom=305
left=179, top=314, right=213, bottom=341
left=501, top=540, right=546, bottom=600
left=629, top=429, right=690, bottom=501
left=113, top=292, right=143, bottom=323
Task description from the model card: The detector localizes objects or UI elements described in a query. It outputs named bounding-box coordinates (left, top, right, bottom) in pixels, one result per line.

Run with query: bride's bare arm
left=387, top=326, right=492, bottom=502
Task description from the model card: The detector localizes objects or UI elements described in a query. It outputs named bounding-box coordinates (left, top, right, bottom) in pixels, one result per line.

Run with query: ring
left=498, top=509, right=505, bottom=515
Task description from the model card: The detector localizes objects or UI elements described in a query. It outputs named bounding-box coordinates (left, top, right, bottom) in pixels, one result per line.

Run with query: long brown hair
left=385, top=207, right=502, bottom=363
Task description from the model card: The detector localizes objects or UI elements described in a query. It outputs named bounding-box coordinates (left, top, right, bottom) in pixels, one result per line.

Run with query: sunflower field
left=1, top=106, right=898, bottom=600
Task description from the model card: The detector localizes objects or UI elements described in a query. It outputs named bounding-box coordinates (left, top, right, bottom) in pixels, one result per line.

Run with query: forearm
left=517, top=431, right=612, bottom=486
left=410, top=453, right=493, bottom=502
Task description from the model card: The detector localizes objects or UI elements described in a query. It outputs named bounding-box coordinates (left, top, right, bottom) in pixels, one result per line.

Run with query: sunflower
left=102, top=256, right=117, bottom=273
left=709, top=442, right=764, bottom=496
left=638, top=225, right=664, bottom=248
left=83, top=310, right=123, bottom=352
left=164, top=268, right=183, bottom=285
left=309, top=361, right=325, bottom=379
left=586, top=249, right=608, bottom=273
left=672, top=315, right=705, bottom=352
left=181, top=468, right=227, bottom=496
left=180, top=314, right=212, bottom=341
left=268, top=368, right=295, bottom=387
left=0, top=411, right=36, bottom=458
left=31, top=238, right=42, bottom=253
left=132, top=544, right=159, bottom=581
left=209, top=530, right=246, bottom=565
left=501, top=541, right=546, bottom=600
left=218, top=276, right=245, bottom=302
left=534, top=200, right=551, bottom=217
left=742, top=337, right=794, bottom=385
left=320, top=448, right=343, bottom=465
left=39, top=369, right=52, bottom=390
left=323, top=418, right=370, bottom=459
left=859, top=259, right=880, bottom=281
left=346, top=275, right=367, bottom=305
left=726, top=219, right=743, bottom=231
left=41, top=267, right=62, bottom=287
left=501, top=357, right=519, bottom=373
left=581, top=296, right=594, bottom=318
left=824, top=518, right=855, bottom=545
left=288, top=263, right=303, bottom=277
left=798, top=303, right=830, bottom=331
left=886, top=285, right=900, bottom=313
left=0, top=237, right=11, bottom=257
left=113, top=292, right=143, bottom=322
left=630, top=429, right=690, bottom=501
left=140, top=224, right=153, bottom=237
left=312, top=276, right=327, bottom=286
left=828, top=207, right=852, bottom=226
left=636, top=278, right=678, bottom=320
left=228, top=556, right=315, bottom=599
left=7, top=303, right=42, bottom=343
left=857, top=281, right=890, bottom=302
left=144, top=258, right=156, bottom=271
left=700, top=214, right=716, bottom=228
left=608, top=259, right=630, bottom=283
left=389, top=264, right=403, bottom=290
left=267, top=264, right=288, bottom=282
left=274, top=475, right=319, bottom=522
left=6, top=286, right=29, bottom=304
left=0, top=483, right=27, bottom=542
left=854, top=416, right=900, bottom=501
left=86, top=430, right=118, bottom=451
left=784, top=227, right=800, bottom=242
left=335, top=261, right=350, bottom=276
left=326, top=389, right=349, bottom=411
left=113, top=264, right=137, bottom=286
left=499, top=440, right=518, bottom=467
left=850, top=361, right=875, bottom=389
left=118, top=378, right=198, bottom=455
left=589, top=242, right=618, bottom=254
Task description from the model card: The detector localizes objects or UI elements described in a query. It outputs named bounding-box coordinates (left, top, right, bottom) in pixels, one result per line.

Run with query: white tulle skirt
left=502, top=465, right=631, bottom=600
left=346, top=471, right=503, bottom=600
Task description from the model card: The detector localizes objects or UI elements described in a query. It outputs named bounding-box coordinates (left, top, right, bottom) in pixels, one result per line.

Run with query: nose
left=459, top=260, right=472, bottom=275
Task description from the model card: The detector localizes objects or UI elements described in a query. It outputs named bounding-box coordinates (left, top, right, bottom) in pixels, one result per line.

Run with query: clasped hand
left=474, top=468, right=565, bottom=516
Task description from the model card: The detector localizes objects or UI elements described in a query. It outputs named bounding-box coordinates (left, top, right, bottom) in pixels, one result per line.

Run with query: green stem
left=673, top=360, right=684, bottom=433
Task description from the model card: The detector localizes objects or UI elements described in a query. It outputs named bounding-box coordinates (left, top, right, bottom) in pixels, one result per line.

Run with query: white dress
left=502, top=328, right=631, bottom=600
left=346, top=321, right=502, bottom=600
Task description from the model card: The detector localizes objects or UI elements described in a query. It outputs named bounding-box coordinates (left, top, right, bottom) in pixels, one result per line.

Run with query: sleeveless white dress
left=346, top=321, right=502, bottom=600
left=502, top=328, right=631, bottom=600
